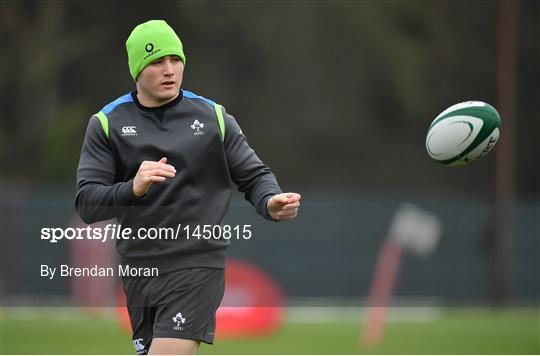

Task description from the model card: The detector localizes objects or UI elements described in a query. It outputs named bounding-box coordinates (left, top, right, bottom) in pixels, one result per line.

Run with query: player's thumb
left=159, top=157, right=167, bottom=164
left=275, top=194, right=290, bottom=205
left=285, top=192, right=301, bottom=202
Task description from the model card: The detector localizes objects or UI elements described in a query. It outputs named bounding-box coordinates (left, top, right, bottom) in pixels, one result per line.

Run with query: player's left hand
left=267, top=193, right=301, bottom=221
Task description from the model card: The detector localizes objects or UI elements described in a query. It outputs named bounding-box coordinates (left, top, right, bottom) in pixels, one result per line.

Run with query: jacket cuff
left=115, top=179, right=141, bottom=205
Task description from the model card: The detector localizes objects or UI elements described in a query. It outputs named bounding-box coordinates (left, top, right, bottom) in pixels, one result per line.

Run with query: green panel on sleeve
left=213, top=104, right=225, bottom=142
left=95, top=111, right=109, bottom=139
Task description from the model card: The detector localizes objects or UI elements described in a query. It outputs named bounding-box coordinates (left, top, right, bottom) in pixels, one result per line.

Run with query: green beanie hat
left=126, top=20, right=186, bottom=81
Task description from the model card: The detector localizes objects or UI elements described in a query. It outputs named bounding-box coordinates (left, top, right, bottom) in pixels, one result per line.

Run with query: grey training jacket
left=75, top=89, right=282, bottom=273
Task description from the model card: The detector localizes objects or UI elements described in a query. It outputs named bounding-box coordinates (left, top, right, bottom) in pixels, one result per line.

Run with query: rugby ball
left=426, top=101, right=501, bottom=166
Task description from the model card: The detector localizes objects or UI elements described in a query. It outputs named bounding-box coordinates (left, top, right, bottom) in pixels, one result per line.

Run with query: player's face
left=137, top=55, right=184, bottom=106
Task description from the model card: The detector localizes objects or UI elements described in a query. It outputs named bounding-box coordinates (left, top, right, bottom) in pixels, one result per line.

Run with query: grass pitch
left=1, top=307, right=538, bottom=354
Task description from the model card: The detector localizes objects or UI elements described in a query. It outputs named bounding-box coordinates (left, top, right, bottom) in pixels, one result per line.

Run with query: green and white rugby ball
left=426, top=101, right=501, bottom=166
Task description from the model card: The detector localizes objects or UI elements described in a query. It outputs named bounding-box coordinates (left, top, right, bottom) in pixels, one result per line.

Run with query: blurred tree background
left=1, top=0, right=538, bottom=200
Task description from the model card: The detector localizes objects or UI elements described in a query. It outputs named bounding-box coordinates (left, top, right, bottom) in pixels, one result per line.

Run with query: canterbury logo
left=121, top=126, right=137, bottom=136
left=132, top=338, right=145, bottom=354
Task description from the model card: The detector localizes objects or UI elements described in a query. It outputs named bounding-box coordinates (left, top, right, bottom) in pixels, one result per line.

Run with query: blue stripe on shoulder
left=182, top=90, right=216, bottom=106
left=101, top=93, right=134, bottom=115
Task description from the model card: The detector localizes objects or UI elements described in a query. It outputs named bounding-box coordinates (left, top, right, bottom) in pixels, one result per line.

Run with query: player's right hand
left=132, top=157, right=176, bottom=197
